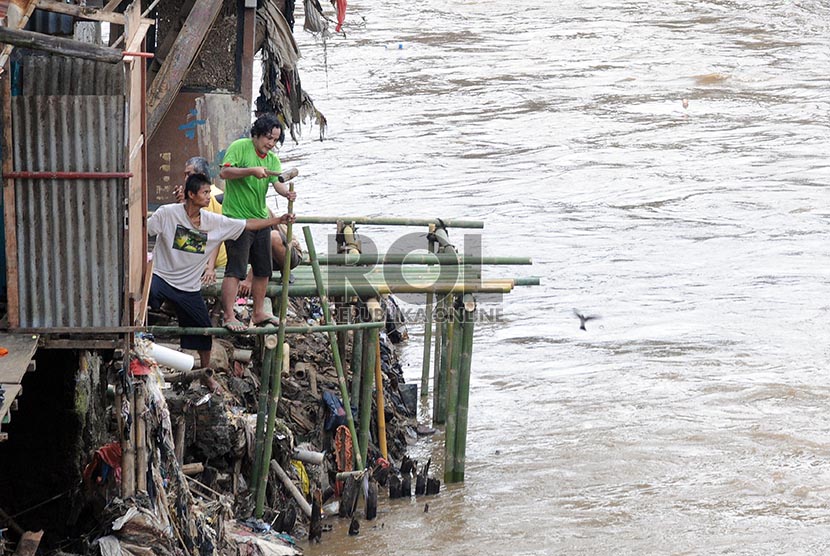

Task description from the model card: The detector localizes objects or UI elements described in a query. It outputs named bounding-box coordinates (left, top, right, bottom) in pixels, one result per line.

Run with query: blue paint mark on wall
left=178, top=109, right=206, bottom=140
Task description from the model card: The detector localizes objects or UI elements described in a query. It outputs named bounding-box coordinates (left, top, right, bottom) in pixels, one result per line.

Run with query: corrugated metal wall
left=10, top=56, right=126, bottom=328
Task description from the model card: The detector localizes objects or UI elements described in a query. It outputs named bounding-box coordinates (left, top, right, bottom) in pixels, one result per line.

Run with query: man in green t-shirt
left=219, top=114, right=297, bottom=331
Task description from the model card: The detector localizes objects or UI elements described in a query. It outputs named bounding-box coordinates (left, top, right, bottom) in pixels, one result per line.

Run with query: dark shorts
left=276, top=228, right=302, bottom=269
left=149, top=275, right=212, bottom=352
left=225, top=227, right=272, bottom=279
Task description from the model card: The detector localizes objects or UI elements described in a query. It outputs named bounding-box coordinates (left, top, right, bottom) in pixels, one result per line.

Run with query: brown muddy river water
left=274, top=1, right=830, bottom=554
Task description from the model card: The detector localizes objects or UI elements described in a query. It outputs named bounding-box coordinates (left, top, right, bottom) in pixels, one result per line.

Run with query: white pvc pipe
left=150, top=342, right=194, bottom=371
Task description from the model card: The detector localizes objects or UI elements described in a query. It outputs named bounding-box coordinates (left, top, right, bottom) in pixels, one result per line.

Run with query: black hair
left=250, top=113, right=284, bottom=145
left=184, top=173, right=211, bottom=200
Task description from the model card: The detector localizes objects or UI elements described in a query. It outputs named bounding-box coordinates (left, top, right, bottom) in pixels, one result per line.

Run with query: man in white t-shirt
left=148, top=173, right=294, bottom=367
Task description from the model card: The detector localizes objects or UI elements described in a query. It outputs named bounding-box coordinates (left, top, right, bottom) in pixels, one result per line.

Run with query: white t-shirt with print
left=148, top=204, right=246, bottom=292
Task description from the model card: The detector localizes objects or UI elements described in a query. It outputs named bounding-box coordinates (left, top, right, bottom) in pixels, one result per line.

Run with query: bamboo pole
left=420, top=224, right=436, bottom=403
left=431, top=294, right=444, bottom=419
left=305, top=254, right=532, bottom=265
left=443, top=306, right=464, bottom=483
left=146, top=321, right=384, bottom=337
left=295, top=216, right=483, bottom=228
left=435, top=295, right=455, bottom=425
left=201, top=281, right=513, bottom=297
left=359, top=327, right=377, bottom=466
left=452, top=296, right=476, bottom=483
left=120, top=386, right=135, bottom=498
left=269, top=460, right=313, bottom=518
left=255, top=183, right=295, bottom=518
left=251, top=341, right=275, bottom=495
left=374, top=331, right=388, bottom=460
left=302, top=226, right=363, bottom=470
left=350, top=328, right=364, bottom=404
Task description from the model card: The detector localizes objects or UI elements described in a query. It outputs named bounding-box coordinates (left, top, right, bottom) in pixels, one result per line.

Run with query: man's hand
left=282, top=189, right=298, bottom=202
left=238, top=279, right=252, bottom=297
left=250, top=167, right=270, bottom=179
left=277, top=213, right=296, bottom=225
left=201, top=266, right=216, bottom=286
left=173, top=185, right=184, bottom=203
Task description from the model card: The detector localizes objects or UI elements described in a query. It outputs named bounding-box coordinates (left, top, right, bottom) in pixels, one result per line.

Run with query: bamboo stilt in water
left=420, top=224, right=436, bottom=403
left=135, top=383, right=147, bottom=492
left=443, top=307, right=464, bottom=483
left=255, top=182, right=295, bottom=517
left=453, top=296, right=476, bottom=482
left=302, top=226, right=364, bottom=470
left=374, top=332, right=388, bottom=459
left=435, top=294, right=456, bottom=425
left=431, top=294, right=444, bottom=419
left=350, top=328, right=364, bottom=404
left=359, top=327, right=377, bottom=467
left=251, top=342, right=275, bottom=494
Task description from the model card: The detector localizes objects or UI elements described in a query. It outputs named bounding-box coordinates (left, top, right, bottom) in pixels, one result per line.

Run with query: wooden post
left=0, top=27, right=123, bottom=63
left=1, top=59, right=19, bottom=328
left=145, top=0, right=225, bottom=137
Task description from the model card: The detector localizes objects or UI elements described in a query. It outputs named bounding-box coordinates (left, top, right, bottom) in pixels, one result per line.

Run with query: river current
left=276, top=1, right=830, bottom=554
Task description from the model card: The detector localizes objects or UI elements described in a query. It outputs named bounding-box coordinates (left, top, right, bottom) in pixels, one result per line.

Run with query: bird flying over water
left=573, top=309, right=601, bottom=331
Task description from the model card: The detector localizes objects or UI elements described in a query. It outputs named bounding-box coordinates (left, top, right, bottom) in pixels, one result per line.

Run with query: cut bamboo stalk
left=251, top=343, right=275, bottom=496
left=374, top=333, right=388, bottom=460
left=443, top=308, right=463, bottom=483
left=295, top=216, right=483, bottom=228
left=269, top=460, right=312, bottom=517
left=435, top=295, right=455, bottom=425
left=359, top=327, right=377, bottom=467
left=350, top=328, right=364, bottom=403
left=420, top=225, right=436, bottom=402
left=453, top=296, right=476, bottom=483
left=182, top=462, right=204, bottom=475
left=306, top=254, right=532, bottom=265
left=302, top=226, right=363, bottom=471
left=293, top=448, right=325, bottom=465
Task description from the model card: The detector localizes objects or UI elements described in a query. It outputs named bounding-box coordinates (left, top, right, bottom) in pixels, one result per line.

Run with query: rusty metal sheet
left=148, top=91, right=249, bottom=205
left=9, top=55, right=126, bottom=329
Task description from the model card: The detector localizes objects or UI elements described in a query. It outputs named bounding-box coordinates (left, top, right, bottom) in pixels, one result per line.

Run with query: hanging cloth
left=333, top=0, right=347, bottom=32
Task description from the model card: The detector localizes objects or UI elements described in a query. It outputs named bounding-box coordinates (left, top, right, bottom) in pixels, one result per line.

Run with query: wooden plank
left=13, top=530, right=43, bottom=556
left=0, top=27, right=123, bottom=64
left=2, top=60, right=19, bottom=329
left=145, top=0, right=225, bottom=138
left=36, top=0, right=139, bottom=26
left=0, top=334, right=37, bottom=385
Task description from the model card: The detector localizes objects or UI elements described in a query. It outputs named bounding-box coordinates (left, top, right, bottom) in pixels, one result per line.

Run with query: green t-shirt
left=221, top=138, right=282, bottom=219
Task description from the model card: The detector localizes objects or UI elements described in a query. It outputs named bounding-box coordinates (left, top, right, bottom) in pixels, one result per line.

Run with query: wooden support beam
left=35, top=0, right=154, bottom=26
left=102, top=0, right=123, bottom=12
left=0, top=0, right=39, bottom=71
left=0, top=27, right=123, bottom=63
left=145, top=0, right=225, bottom=138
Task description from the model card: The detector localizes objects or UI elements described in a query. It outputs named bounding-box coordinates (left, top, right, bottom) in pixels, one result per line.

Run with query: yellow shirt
left=206, top=184, right=227, bottom=268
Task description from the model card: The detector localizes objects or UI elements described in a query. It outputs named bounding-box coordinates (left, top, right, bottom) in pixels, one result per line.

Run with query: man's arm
left=244, top=213, right=295, bottom=231
left=271, top=181, right=297, bottom=202
left=219, top=165, right=270, bottom=180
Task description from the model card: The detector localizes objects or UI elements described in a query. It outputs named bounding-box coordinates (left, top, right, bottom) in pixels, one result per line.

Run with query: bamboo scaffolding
left=350, top=328, right=364, bottom=404
left=434, top=294, right=454, bottom=425
left=302, top=226, right=364, bottom=470
left=255, top=182, right=295, bottom=518
left=201, top=281, right=513, bottom=297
